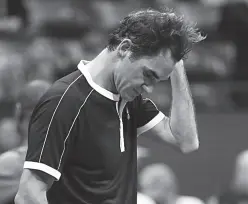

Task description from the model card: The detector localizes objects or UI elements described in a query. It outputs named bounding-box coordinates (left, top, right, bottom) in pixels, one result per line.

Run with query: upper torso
left=47, top=71, right=139, bottom=204
left=24, top=61, right=162, bottom=204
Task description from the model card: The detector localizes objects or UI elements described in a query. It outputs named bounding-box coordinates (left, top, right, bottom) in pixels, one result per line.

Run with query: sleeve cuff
left=24, top=161, right=61, bottom=181
left=137, top=112, right=165, bottom=136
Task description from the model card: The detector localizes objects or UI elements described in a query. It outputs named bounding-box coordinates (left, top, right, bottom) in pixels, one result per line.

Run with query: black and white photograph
left=0, top=0, right=247, bottom=203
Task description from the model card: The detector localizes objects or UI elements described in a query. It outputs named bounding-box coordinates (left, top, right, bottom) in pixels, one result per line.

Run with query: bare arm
left=168, top=60, right=199, bottom=153
left=0, top=151, right=24, bottom=204
left=138, top=61, right=199, bottom=153
left=15, top=169, right=55, bottom=204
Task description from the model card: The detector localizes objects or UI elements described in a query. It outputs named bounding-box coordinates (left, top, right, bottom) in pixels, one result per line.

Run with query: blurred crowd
left=137, top=148, right=248, bottom=204
left=0, top=0, right=248, bottom=203
left=0, top=0, right=248, bottom=115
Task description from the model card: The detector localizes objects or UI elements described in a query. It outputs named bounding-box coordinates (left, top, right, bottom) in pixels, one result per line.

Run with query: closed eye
left=151, top=70, right=159, bottom=80
left=143, top=70, right=159, bottom=81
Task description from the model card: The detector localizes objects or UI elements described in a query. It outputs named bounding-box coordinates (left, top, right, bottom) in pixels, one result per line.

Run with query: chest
left=72, top=99, right=137, bottom=177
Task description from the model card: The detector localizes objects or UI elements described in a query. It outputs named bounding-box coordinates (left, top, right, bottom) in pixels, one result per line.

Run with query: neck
left=86, top=48, right=118, bottom=94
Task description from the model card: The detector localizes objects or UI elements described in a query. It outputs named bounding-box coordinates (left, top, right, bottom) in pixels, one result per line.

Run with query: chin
left=121, top=94, right=135, bottom=102
left=127, top=98, right=135, bottom=102
left=126, top=95, right=137, bottom=102
left=122, top=96, right=132, bottom=102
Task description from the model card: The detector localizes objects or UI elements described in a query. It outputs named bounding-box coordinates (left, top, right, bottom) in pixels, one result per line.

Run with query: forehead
left=137, top=50, right=176, bottom=75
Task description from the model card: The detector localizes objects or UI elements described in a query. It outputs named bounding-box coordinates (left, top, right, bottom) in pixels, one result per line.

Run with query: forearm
left=15, top=169, right=50, bottom=204
left=169, top=61, right=199, bottom=152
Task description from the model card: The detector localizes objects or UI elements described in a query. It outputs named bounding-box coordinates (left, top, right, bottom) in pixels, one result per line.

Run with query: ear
left=116, top=39, right=133, bottom=58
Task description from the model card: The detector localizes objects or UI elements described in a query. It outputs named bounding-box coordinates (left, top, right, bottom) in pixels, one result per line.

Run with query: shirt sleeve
left=24, top=94, right=82, bottom=181
left=136, top=97, right=165, bottom=136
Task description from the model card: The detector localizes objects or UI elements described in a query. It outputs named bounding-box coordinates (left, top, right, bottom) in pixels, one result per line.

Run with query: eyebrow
left=143, top=66, right=160, bottom=80
left=150, top=67, right=169, bottom=81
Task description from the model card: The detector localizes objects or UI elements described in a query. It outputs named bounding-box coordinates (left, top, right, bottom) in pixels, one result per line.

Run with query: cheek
left=117, top=61, right=133, bottom=79
left=117, top=66, right=136, bottom=84
left=116, top=62, right=144, bottom=93
left=126, top=70, right=143, bottom=88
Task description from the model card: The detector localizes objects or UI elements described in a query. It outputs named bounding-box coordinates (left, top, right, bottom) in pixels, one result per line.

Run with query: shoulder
left=30, top=79, right=94, bottom=128
left=37, top=79, right=92, bottom=112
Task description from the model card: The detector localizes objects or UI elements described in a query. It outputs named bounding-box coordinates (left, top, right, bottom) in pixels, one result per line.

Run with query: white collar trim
left=78, top=60, right=120, bottom=101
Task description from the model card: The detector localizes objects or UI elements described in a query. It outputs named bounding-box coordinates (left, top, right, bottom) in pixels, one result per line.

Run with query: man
left=207, top=150, right=248, bottom=204
left=138, top=163, right=205, bottom=204
left=137, top=146, right=156, bottom=204
left=218, top=0, right=248, bottom=81
left=0, top=118, right=20, bottom=154
left=138, top=163, right=178, bottom=204
left=0, top=80, right=51, bottom=204
left=15, top=8, right=204, bottom=204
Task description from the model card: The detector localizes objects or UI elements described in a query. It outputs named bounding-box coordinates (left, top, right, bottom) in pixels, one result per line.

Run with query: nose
left=142, top=84, right=154, bottom=93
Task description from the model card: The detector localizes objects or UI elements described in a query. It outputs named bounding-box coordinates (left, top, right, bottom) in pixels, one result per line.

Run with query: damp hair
left=107, top=8, right=206, bottom=61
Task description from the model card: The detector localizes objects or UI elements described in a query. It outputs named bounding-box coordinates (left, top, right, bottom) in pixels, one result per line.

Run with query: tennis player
left=15, top=8, right=204, bottom=204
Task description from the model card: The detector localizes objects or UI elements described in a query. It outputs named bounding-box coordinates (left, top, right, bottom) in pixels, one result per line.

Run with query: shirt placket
left=115, top=100, right=127, bottom=152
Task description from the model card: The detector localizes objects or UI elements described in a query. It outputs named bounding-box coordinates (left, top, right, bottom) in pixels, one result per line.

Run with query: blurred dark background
left=0, top=0, right=247, bottom=203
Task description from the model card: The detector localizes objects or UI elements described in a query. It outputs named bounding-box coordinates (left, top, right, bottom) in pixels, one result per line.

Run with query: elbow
left=179, top=138, right=199, bottom=154
left=169, top=119, right=199, bottom=154
left=14, top=192, right=23, bottom=204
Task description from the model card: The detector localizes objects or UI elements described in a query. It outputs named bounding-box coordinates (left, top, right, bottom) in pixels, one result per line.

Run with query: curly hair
left=107, top=8, right=206, bottom=61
